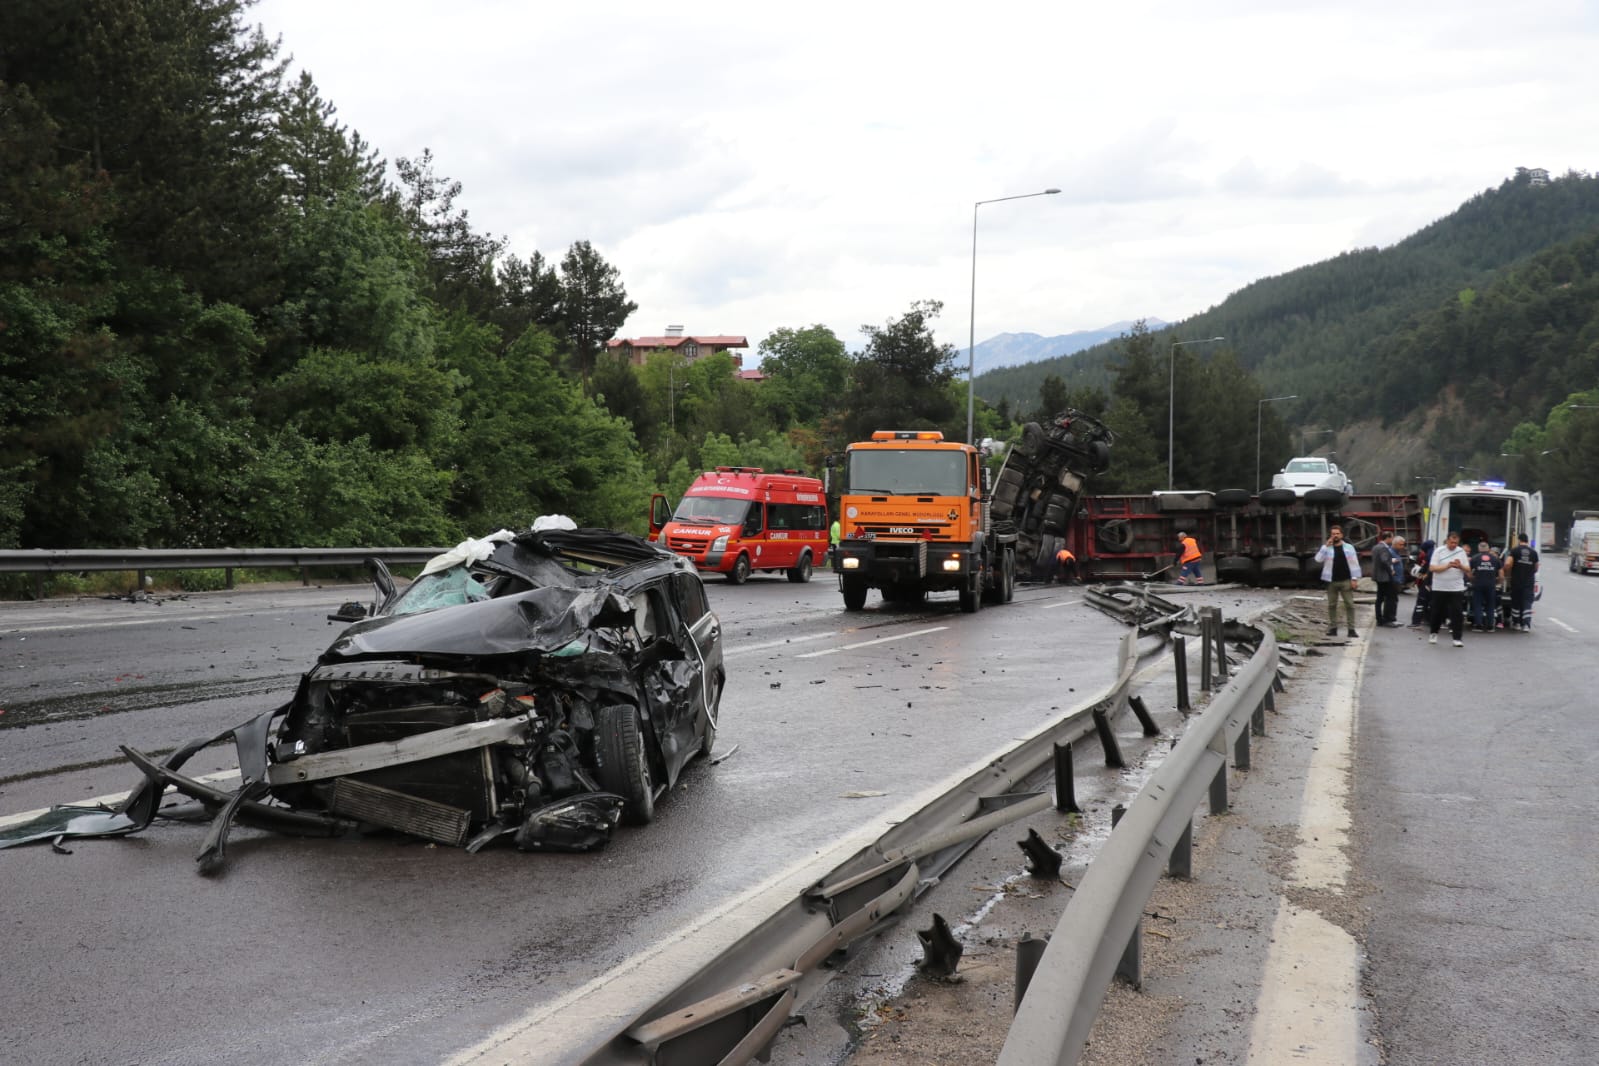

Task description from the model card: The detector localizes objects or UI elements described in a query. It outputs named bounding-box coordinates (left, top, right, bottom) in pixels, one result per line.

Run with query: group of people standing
left=1336, top=526, right=1540, bottom=645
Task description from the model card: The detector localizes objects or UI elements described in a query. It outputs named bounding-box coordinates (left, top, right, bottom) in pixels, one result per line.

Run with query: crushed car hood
left=328, top=585, right=633, bottom=660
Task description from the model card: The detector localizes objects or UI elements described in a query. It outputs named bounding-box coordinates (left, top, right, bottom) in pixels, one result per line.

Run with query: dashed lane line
left=794, top=625, right=949, bottom=658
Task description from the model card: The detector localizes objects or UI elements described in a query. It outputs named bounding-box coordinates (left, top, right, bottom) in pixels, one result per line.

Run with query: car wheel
left=594, top=703, right=655, bottom=825
left=727, top=554, right=751, bottom=585
left=841, top=574, right=868, bottom=611
left=786, top=552, right=813, bottom=583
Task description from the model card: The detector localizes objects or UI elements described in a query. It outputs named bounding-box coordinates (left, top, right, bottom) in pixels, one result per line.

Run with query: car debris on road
left=1, top=524, right=725, bottom=873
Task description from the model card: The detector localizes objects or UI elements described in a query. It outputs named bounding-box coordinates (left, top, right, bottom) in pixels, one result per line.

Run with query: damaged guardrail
left=997, top=614, right=1280, bottom=1066
left=524, top=607, right=1186, bottom=1066
left=0, top=546, right=443, bottom=597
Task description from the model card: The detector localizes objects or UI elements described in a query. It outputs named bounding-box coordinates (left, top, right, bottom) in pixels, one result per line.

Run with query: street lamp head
left=1044, top=188, right=1061, bottom=194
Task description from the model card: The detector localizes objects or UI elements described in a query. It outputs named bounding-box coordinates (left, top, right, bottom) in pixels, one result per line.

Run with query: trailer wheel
left=1097, top=519, right=1135, bottom=553
left=1001, top=548, right=1016, bottom=602
left=786, top=552, right=813, bottom=583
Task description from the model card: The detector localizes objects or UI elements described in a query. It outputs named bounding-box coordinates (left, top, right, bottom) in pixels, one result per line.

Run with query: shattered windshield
left=672, top=496, right=750, bottom=524
left=848, top=449, right=966, bottom=496
left=386, top=566, right=490, bottom=616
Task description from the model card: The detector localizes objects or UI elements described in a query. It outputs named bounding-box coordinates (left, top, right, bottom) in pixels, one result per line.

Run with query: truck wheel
left=786, top=552, right=813, bottom=583
left=593, top=703, right=655, bottom=826
left=727, top=554, right=751, bottom=585
left=841, top=575, right=868, bottom=611
left=1002, top=549, right=1016, bottom=602
left=959, top=575, right=982, bottom=613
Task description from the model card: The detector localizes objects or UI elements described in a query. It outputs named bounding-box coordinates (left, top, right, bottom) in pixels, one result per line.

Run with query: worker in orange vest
left=1053, top=546, right=1079, bottom=585
left=1176, top=531, right=1204, bottom=584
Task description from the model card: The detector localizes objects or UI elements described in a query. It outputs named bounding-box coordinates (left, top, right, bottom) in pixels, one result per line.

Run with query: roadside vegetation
left=6, top=1, right=1599, bottom=578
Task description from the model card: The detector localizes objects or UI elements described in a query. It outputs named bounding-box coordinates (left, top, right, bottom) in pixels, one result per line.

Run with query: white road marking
left=723, top=631, right=837, bottom=657
left=3, top=611, right=277, bottom=634
left=794, top=625, right=949, bottom=658
left=1547, top=617, right=1578, bottom=633
left=1040, top=598, right=1082, bottom=609
left=1246, top=633, right=1366, bottom=1064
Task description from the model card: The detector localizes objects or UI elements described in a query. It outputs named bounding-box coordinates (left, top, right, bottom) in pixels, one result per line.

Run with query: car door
left=672, top=570, right=722, bottom=738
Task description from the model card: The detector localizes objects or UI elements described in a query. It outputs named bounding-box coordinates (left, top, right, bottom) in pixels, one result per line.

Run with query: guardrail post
left=1052, top=741, right=1079, bottom=813
left=1014, top=932, right=1048, bottom=1013
left=1234, top=726, right=1251, bottom=771
left=225, top=567, right=235, bottom=590
left=1168, top=818, right=1193, bottom=878
left=1173, top=635, right=1191, bottom=712
left=1108, top=803, right=1143, bottom=986
left=33, top=573, right=44, bottom=600
left=300, top=566, right=311, bottom=587
left=136, top=568, right=147, bottom=592
left=1092, top=709, right=1125, bottom=769
left=1209, top=760, right=1229, bottom=814
left=1200, top=618, right=1214, bottom=692
left=1209, top=607, right=1229, bottom=680
left=1252, top=697, right=1266, bottom=737
left=1129, top=694, right=1160, bottom=737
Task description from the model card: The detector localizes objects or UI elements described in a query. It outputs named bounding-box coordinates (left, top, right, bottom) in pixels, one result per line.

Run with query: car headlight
left=710, top=535, right=728, bottom=552
left=841, top=557, right=860, bottom=569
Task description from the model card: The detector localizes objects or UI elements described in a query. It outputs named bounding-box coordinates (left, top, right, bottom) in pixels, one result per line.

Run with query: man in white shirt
left=1427, top=530, right=1471, bottom=646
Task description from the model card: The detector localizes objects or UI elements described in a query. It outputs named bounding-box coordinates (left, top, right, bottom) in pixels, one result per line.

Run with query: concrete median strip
left=1245, top=637, right=1366, bottom=1065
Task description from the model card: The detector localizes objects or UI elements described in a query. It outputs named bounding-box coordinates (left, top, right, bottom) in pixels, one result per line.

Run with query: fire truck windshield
left=672, top=496, right=751, bottom=524
left=848, top=449, right=966, bottom=496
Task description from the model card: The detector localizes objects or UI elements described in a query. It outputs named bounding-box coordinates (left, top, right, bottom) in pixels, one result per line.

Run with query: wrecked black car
left=2, top=526, right=726, bottom=871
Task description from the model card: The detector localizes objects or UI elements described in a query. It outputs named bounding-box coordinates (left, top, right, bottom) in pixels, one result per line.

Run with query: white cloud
left=255, top=0, right=1599, bottom=357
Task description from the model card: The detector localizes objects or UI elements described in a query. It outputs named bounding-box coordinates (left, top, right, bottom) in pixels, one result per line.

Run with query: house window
left=683, top=343, right=699, bottom=359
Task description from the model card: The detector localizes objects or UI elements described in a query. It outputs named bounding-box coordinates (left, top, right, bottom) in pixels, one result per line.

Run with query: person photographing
left=1313, top=524, right=1362, bottom=638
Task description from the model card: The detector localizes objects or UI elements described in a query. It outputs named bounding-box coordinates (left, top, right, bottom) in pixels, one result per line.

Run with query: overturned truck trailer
left=1066, top=487, right=1424, bottom=585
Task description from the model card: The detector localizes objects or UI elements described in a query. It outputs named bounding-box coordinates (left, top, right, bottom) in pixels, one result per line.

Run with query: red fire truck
left=649, top=467, right=829, bottom=584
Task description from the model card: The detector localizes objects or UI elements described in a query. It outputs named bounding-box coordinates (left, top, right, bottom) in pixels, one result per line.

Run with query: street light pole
left=1255, top=394, right=1297, bottom=493
left=1167, top=336, right=1226, bottom=490
left=967, top=187, right=1060, bottom=444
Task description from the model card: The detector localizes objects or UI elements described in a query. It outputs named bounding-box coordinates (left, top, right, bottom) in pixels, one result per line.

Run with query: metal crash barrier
left=998, top=616, right=1279, bottom=1066
left=0, top=547, right=442, bottom=597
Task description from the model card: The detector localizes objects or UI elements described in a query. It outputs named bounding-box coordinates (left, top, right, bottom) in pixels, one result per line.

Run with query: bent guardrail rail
left=997, top=618, right=1280, bottom=1066
left=450, top=624, right=1166, bottom=1066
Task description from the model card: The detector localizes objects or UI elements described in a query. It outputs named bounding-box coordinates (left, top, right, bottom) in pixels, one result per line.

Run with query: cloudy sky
left=253, top=0, right=1598, bottom=359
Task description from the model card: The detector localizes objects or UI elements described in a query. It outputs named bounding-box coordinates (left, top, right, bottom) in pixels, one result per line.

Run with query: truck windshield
left=672, top=496, right=751, bottom=525
left=848, top=450, right=967, bottom=496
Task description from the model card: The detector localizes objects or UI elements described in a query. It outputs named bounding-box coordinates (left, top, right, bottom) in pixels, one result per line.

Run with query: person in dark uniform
left=1468, top=540, right=1501, bottom=632
left=1371, top=530, right=1401, bottom=627
left=1501, top=533, right=1540, bottom=631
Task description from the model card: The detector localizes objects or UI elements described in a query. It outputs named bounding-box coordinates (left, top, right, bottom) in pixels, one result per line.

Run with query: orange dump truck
left=834, top=430, right=1018, bottom=613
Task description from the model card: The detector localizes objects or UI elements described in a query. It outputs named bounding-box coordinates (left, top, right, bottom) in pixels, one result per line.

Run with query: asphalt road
left=0, top=574, right=1137, bottom=1066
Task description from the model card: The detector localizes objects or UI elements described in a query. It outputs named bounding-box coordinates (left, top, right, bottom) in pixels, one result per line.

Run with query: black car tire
left=594, top=703, right=655, bottom=825
left=841, top=574, right=869, bottom=611
left=786, top=552, right=813, bottom=583
left=727, top=553, right=751, bottom=585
